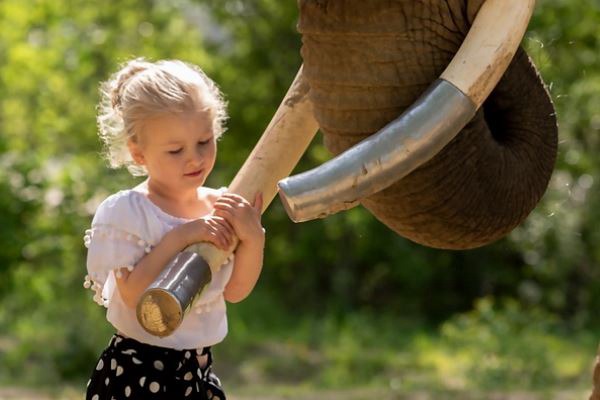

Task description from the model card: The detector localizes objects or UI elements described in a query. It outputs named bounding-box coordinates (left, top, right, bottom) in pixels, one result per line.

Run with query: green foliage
left=513, top=1, right=600, bottom=324
left=0, top=0, right=598, bottom=393
left=440, top=298, right=594, bottom=390
left=217, top=295, right=595, bottom=395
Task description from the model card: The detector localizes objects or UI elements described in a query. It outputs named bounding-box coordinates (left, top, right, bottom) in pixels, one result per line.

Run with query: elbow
left=224, top=284, right=251, bottom=303
left=224, top=291, right=248, bottom=304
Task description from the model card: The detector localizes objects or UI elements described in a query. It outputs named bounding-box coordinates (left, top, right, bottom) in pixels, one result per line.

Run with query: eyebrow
left=161, top=133, right=214, bottom=146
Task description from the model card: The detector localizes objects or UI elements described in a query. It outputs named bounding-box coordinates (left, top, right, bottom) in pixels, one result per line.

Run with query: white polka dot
left=132, top=357, right=142, bottom=364
left=121, top=349, right=136, bottom=355
left=184, top=372, right=193, bottom=381
left=110, top=358, right=117, bottom=370
left=91, top=395, right=99, bottom=400
left=96, top=359, right=104, bottom=371
left=125, top=386, right=131, bottom=397
left=105, top=377, right=109, bottom=385
left=139, top=376, right=146, bottom=387
left=86, top=379, right=91, bottom=387
left=149, top=381, right=160, bottom=393
left=185, top=386, right=193, bottom=396
left=116, top=366, right=124, bottom=376
left=154, top=360, right=164, bottom=370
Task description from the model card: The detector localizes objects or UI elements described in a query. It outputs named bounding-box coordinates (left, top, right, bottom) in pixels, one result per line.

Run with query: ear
left=127, top=138, right=145, bottom=165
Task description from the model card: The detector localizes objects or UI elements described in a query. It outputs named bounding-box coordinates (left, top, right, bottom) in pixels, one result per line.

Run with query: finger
left=215, top=193, right=239, bottom=203
left=204, top=230, right=223, bottom=250
left=215, top=228, right=231, bottom=250
left=214, top=211, right=243, bottom=238
left=215, top=196, right=244, bottom=208
left=211, top=215, right=232, bottom=228
left=222, top=193, right=253, bottom=208
left=220, top=193, right=245, bottom=203
left=214, top=201, right=236, bottom=211
left=214, top=217, right=235, bottom=239
left=213, top=208, right=235, bottom=223
left=213, top=211, right=238, bottom=240
left=203, top=222, right=227, bottom=250
left=211, top=219, right=234, bottom=246
left=214, top=230, right=228, bottom=250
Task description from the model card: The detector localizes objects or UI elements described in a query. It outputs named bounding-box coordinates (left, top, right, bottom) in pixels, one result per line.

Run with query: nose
left=186, top=148, right=203, bottom=168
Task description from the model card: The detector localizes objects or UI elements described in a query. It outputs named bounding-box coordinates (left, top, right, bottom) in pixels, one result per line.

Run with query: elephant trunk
left=295, top=0, right=557, bottom=249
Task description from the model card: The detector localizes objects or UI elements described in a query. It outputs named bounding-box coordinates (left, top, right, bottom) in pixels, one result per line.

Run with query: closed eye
left=167, top=148, right=183, bottom=155
left=197, top=139, right=211, bottom=146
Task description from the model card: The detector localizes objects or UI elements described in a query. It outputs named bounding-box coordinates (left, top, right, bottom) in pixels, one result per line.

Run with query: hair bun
left=110, top=58, right=150, bottom=109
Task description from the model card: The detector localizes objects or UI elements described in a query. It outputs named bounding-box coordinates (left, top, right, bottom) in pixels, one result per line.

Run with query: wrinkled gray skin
left=298, top=0, right=558, bottom=250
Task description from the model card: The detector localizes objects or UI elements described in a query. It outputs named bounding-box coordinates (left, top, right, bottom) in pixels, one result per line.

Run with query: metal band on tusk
left=137, top=250, right=212, bottom=337
left=277, top=79, right=477, bottom=222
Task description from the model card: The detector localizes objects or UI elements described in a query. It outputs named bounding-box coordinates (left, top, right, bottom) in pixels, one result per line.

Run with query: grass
left=0, top=386, right=590, bottom=400
left=0, top=296, right=597, bottom=399
left=214, top=297, right=597, bottom=394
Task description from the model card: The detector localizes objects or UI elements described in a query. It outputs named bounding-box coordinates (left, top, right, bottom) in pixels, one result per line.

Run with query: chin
left=185, top=175, right=206, bottom=187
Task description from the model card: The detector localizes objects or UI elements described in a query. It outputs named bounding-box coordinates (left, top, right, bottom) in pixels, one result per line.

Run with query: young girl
left=83, top=58, right=264, bottom=400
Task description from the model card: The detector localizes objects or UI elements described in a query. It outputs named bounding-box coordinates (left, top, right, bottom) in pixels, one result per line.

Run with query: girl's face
left=128, top=111, right=217, bottom=195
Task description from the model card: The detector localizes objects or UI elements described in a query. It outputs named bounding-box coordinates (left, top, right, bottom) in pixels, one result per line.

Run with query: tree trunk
left=591, top=348, right=600, bottom=400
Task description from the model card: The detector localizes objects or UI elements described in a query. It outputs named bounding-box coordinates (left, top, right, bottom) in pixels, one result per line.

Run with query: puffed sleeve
left=82, top=191, right=155, bottom=307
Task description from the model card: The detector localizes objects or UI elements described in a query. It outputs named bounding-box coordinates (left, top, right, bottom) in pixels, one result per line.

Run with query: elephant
left=137, top=0, right=560, bottom=337
left=278, top=0, right=558, bottom=250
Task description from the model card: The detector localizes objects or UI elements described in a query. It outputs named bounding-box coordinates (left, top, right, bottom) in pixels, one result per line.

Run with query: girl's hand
left=174, top=215, right=235, bottom=250
left=213, top=192, right=264, bottom=244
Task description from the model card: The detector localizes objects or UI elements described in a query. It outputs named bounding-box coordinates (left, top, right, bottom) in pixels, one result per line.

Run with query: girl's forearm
left=116, top=229, right=186, bottom=308
left=224, top=236, right=265, bottom=303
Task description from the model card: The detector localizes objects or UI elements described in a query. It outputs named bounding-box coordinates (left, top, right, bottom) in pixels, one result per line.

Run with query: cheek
left=205, top=143, right=217, bottom=162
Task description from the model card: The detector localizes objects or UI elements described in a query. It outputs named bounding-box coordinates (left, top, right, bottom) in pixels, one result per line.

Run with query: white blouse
left=83, top=182, right=234, bottom=350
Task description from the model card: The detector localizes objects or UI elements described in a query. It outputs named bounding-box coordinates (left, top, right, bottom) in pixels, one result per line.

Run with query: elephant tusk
left=278, top=80, right=477, bottom=221
left=441, top=0, right=537, bottom=107
left=136, top=66, right=319, bottom=337
left=277, top=0, right=536, bottom=223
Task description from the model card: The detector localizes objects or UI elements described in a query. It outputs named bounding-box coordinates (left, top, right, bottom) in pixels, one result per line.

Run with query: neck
left=146, top=178, right=199, bottom=206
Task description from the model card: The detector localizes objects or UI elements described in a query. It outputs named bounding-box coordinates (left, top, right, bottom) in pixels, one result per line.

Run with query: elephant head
left=278, top=0, right=558, bottom=250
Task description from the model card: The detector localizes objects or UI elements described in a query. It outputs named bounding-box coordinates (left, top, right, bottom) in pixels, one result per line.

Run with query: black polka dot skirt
left=86, top=334, right=226, bottom=399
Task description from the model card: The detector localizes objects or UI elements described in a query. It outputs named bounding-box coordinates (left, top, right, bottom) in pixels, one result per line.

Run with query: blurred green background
left=0, top=0, right=598, bottom=398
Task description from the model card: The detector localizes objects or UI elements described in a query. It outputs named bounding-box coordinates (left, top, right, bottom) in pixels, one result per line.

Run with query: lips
left=184, top=169, right=203, bottom=177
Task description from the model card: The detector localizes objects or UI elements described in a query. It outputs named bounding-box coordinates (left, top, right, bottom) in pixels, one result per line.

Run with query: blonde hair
left=97, top=58, right=228, bottom=176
